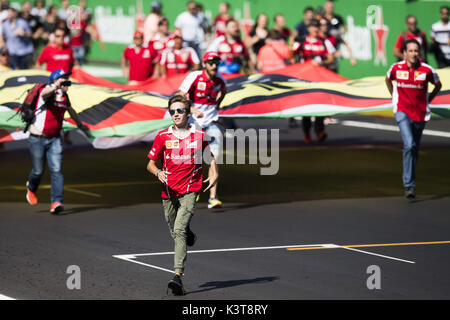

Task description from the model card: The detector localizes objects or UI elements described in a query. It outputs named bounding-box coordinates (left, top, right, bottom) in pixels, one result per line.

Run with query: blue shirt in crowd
left=2, top=18, right=34, bottom=56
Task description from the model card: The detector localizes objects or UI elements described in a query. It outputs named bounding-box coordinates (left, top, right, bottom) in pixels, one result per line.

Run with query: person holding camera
left=25, top=69, right=90, bottom=214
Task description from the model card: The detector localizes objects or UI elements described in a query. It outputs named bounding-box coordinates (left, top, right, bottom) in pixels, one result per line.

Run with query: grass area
left=1, top=145, right=449, bottom=205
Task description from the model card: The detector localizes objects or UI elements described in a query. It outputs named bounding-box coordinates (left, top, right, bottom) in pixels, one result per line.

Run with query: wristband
left=155, top=169, right=162, bottom=178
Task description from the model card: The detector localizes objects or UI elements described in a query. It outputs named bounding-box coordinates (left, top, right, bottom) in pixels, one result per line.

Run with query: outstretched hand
left=203, top=173, right=218, bottom=192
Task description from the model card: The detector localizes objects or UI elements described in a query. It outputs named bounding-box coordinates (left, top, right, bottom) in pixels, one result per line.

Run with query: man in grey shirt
left=1, top=7, right=33, bottom=69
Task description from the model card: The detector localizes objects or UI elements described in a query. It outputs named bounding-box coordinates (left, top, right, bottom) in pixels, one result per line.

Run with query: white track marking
left=329, top=244, right=416, bottom=264
left=113, top=244, right=331, bottom=274
left=331, top=119, right=450, bottom=138
left=0, top=293, right=15, bottom=300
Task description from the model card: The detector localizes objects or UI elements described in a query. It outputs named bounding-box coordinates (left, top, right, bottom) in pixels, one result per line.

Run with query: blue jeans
left=395, top=111, right=425, bottom=188
left=27, top=134, right=64, bottom=203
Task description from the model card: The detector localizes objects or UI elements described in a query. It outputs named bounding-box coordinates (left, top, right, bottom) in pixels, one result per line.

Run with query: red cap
left=203, top=51, right=220, bottom=62
left=134, top=30, right=144, bottom=38
left=172, top=29, right=183, bottom=39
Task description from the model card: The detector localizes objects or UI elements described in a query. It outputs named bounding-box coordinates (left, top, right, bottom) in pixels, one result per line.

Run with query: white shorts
left=203, top=122, right=223, bottom=158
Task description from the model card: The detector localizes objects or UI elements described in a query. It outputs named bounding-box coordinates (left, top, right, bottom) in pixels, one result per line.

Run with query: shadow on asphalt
left=187, top=276, right=279, bottom=294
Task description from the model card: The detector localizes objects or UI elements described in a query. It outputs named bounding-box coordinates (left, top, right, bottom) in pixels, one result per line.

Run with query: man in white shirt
left=174, top=1, right=204, bottom=58
left=431, top=5, right=450, bottom=68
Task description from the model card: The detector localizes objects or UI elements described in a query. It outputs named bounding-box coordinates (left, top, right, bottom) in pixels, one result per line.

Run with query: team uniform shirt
left=394, top=30, right=427, bottom=51
left=148, top=125, right=209, bottom=199
left=37, top=44, right=75, bottom=73
left=160, top=46, right=200, bottom=76
left=431, top=21, right=450, bottom=60
left=293, top=36, right=335, bottom=62
left=386, top=61, right=440, bottom=122
left=178, top=70, right=226, bottom=128
left=123, top=44, right=159, bottom=81
left=148, top=33, right=173, bottom=59
left=207, top=35, right=249, bottom=64
left=30, top=85, right=70, bottom=136
left=213, top=15, right=232, bottom=38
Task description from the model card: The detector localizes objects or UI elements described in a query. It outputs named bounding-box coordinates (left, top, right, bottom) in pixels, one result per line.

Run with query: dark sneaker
left=168, top=274, right=185, bottom=296
left=405, top=187, right=416, bottom=199
left=186, top=226, right=197, bottom=247
left=317, top=131, right=328, bottom=142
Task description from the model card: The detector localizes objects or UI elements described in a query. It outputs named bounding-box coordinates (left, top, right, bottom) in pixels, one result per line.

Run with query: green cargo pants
left=162, top=192, right=197, bottom=274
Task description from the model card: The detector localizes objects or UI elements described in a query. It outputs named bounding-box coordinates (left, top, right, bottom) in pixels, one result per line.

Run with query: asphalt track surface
left=1, top=116, right=450, bottom=300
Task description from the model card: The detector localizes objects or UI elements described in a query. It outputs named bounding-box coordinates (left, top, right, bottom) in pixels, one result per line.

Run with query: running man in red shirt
left=386, top=39, right=441, bottom=199
left=178, top=51, right=226, bottom=209
left=159, top=29, right=200, bottom=77
left=147, top=94, right=218, bottom=295
left=121, top=30, right=160, bottom=85
left=293, top=19, right=335, bottom=143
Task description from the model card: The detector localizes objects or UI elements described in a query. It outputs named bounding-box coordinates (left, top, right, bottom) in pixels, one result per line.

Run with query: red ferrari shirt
left=293, top=36, right=335, bottom=62
left=387, top=60, right=440, bottom=122
left=32, top=86, right=70, bottom=136
left=394, top=30, right=427, bottom=50
left=213, top=15, right=232, bottom=38
left=37, top=44, right=75, bottom=73
left=123, top=44, right=159, bottom=81
left=148, top=125, right=209, bottom=199
left=178, top=70, right=226, bottom=128
left=160, top=47, right=200, bottom=76
left=207, top=35, right=249, bottom=64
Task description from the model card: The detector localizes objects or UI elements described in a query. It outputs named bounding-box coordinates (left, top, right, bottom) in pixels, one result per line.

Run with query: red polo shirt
left=123, top=44, right=159, bottom=81
left=387, top=60, right=440, bottom=122
left=148, top=125, right=209, bottom=199
left=37, top=44, right=75, bottom=73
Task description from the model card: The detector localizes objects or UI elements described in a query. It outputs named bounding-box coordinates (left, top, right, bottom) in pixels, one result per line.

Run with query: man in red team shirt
left=178, top=51, right=226, bottom=209
left=35, top=27, right=76, bottom=73
left=207, top=18, right=254, bottom=74
left=121, top=30, right=160, bottom=85
left=393, top=15, right=428, bottom=62
left=25, top=69, right=90, bottom=214
left=35, top=26, right=77, bottom=145
left=159, top=29, right=200, bottom=77
left=147, top=94, right=218, bottom=295
left=213, top=2, right=232, bottom=38
left=386, top=39, right=441, bottom=199
left=293, top=19, right=335, bottom=143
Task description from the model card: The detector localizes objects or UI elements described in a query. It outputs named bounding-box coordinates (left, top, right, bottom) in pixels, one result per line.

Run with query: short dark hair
left=441, top=5, right=449, bottom=13
left=309, top=19, right=320, bottom=28
left=168, top=94, right=192, bottom=112
left=225, top=18, right=237, bottom=26
left=403, top=38, right=421, bottom=51
left=304, top=6, right=314, bottom=14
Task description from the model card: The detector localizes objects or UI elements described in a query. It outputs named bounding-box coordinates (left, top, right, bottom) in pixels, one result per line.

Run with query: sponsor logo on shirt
left=165, top=140, right=179, bottom=149
left=143, top=49, right=151, bottom=58
left=397, top=82, right=424, bottom=89
left=197, top=82, right=206, bottom=90
left=396, top=70, right=409, bottom=80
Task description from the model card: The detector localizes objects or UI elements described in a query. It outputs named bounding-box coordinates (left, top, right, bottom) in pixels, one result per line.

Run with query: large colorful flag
left=0, top=63, right=448, bottom=148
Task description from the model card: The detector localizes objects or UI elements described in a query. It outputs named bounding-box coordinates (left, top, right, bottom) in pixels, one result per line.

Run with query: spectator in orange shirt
left=257, top=29, right=294, bottom=72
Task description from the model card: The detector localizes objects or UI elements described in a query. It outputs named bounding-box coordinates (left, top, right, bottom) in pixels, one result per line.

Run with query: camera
left=61, top=80, right=72, bottom=87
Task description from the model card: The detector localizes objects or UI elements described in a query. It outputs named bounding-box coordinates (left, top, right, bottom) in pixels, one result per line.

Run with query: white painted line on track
left=113, top=244, right=331, bottom=274
left=331, top=119, right=450, bottom=138
left=329, top=244, right=416, bottom=264
left=0, top=293, right=16, bottom=300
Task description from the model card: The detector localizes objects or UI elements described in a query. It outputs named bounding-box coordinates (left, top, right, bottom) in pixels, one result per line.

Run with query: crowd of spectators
left=0, top=0, right=449, bottom=150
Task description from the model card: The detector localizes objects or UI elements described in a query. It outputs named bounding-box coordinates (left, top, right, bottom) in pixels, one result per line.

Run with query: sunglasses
left=205, top=60, right=220, bottom=66
left=169, top=108, right=187, bottom=116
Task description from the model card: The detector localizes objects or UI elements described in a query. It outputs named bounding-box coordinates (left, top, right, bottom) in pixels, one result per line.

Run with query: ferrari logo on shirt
left=396, top=70, right=409, bottom=80
left=165, top=140, right=179, bottom=149
left=185, top=140, right=197, bottom=148
left=414, top=72, right=426, bottom=81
